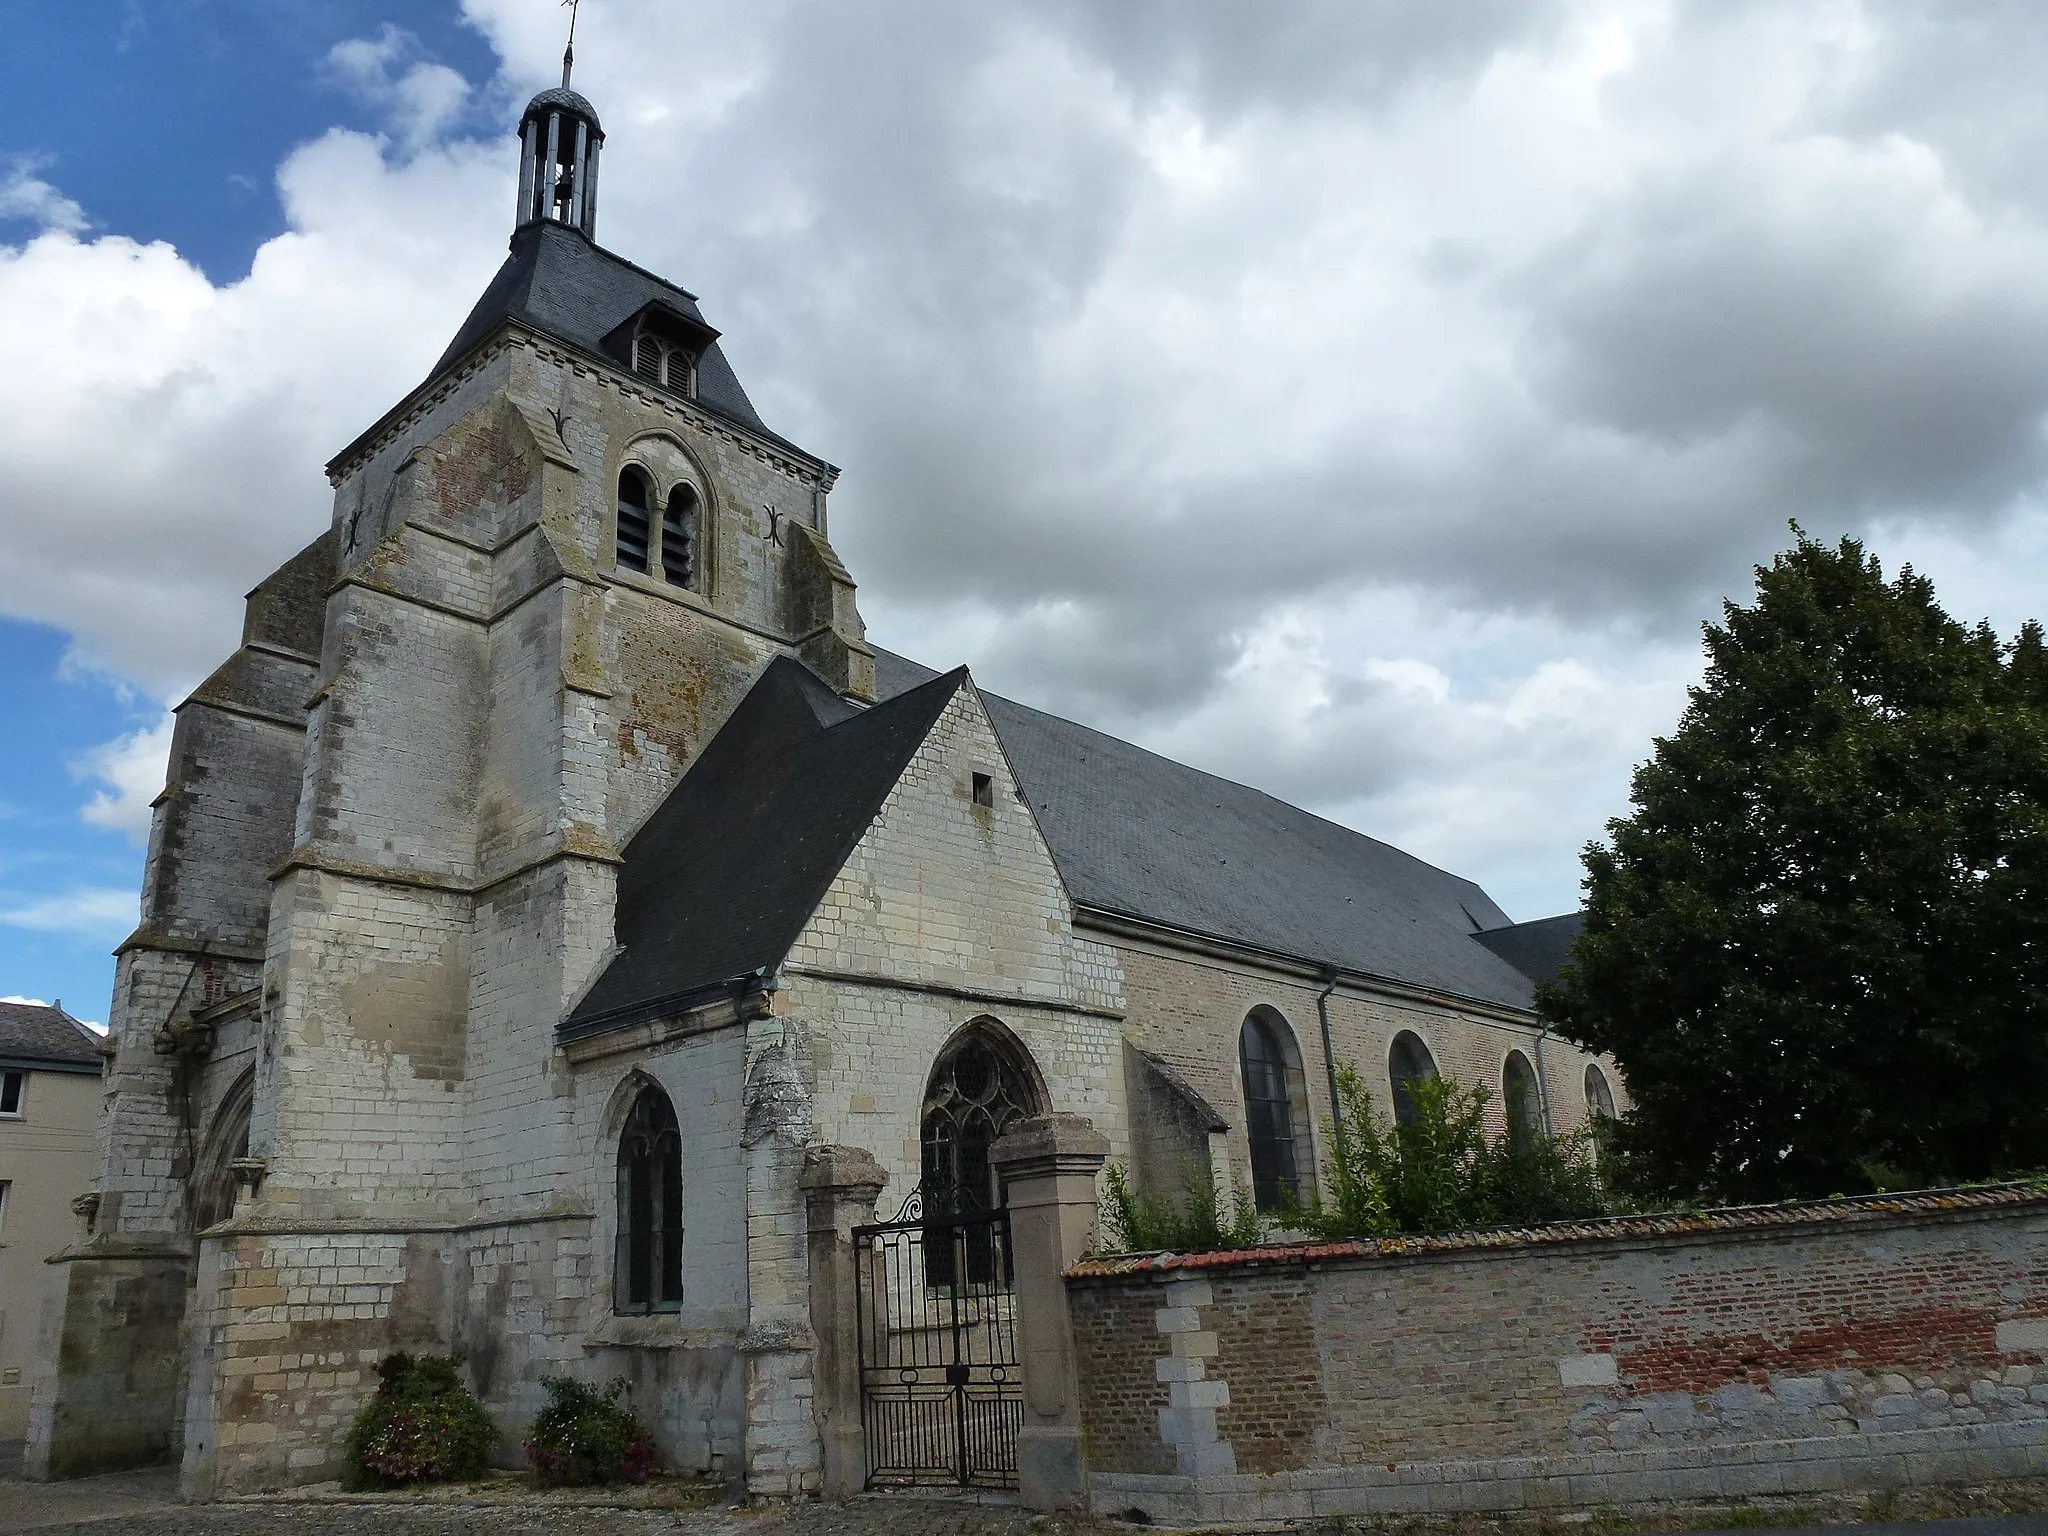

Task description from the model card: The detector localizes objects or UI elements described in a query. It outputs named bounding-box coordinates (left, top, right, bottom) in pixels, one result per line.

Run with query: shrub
left=341, top=1353, right=497, bottom=1489
left=1289, top=1066, right=1611, bottom=1240
left=1099, top=1161, right=1264, bottom=1253
left=524, top=1375, right=656, bottom=1486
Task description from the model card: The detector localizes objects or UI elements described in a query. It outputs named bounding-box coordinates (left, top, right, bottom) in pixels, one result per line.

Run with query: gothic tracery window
left=615, top=1083, right=682, bottom=1314
left=1239, top=1010, right=1302, bottom=1212
left=920, top=1027, right=1039, bottom=1213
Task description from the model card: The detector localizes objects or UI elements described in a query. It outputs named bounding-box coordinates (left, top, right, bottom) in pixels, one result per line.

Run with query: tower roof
left=522, top=86, right=601, bottom=133
left=431, top=220, right=794, bottom=448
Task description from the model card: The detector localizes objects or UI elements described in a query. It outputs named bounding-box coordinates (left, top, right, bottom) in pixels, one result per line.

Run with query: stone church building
left=26, top=80, right=1617, bottom=1496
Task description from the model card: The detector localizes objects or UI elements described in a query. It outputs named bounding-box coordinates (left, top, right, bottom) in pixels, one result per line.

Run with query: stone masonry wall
left=1070, top=1185, right=2048, bottom=1521
left=1112, top=939, right=1620, bottom=1203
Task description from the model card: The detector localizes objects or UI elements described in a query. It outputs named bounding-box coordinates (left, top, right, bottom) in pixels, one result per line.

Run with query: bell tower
left=515, top=4, right=604, bottom=237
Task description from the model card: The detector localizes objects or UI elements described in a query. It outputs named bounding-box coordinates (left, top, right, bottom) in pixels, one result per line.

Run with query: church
left=25, top=74, right=1617, bottom=1497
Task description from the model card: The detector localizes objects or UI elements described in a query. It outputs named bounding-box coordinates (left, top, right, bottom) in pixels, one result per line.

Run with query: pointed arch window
left=921, top=1028, right=1040, bottom=1213
left=1389, top=1030, right=1438, bottom=1127
left=1503, top=1050, right=1541, bottom=1138
left=662, top=484, right=697, bottom=588
left=1239, top=1010, right=1304, bottom=1211
left=615, top=1084, right=682, bottom=1314
left=1584, top=1064, right=1616, bottom=1121
left=616, top=467, right=651, bottom=573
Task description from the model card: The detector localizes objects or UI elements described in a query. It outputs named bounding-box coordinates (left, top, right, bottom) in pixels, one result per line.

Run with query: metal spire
left=561, top=0, right=580, bottom=88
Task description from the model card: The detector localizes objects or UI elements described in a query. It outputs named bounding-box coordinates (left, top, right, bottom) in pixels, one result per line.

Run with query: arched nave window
left=615, top=1082, right=682, bottom=1314
left=1585, top=1063, right=1617, bottom=1121
left=1503, top=1050, right=1542, bottom=1137
left=1238, top=1009, right=1304, bottom=1212
left=1388, top=1030, right=1438, bottom=1127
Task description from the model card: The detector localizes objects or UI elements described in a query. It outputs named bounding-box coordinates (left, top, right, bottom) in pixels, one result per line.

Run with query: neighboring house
left=0, top=1001, right=106, bottom=1442
left=27, top=74, right=1621, bottom=1495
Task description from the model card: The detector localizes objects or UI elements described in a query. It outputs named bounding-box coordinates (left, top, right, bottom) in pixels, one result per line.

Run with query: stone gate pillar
left=991, top=1113, right=1109, bottom=1512
left=801, top=1145, right=886, bottom=1500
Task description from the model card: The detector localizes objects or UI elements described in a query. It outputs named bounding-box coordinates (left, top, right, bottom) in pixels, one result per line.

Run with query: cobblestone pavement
left=5, top=1471, right=2048, bottom=1536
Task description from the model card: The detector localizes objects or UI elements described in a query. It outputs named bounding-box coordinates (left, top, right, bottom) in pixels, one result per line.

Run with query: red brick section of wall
left=1068, top=1181, right=2048, bottom=1476
left=1071, top=1284, right=1174, bottom=1476
left=1209, top=1274, right=1324, bottom=1473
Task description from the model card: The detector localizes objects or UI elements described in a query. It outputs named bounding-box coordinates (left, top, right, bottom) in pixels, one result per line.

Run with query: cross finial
left=561, top=0, right=581, bottom=88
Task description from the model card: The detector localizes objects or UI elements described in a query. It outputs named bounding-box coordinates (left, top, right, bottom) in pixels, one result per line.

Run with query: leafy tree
left=1540, top=533, right=2048, bottom=1202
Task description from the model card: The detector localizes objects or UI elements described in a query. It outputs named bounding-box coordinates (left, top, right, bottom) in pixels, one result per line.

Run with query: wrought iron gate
left=854, top=1184, right=1022, bottom=1488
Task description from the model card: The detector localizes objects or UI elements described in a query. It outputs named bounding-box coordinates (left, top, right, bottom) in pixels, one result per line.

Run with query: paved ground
left=3, top=1468, right=2047, bottom=1536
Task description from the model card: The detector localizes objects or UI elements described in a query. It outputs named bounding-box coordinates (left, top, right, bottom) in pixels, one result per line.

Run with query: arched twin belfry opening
left=26, top=52, right=1612, bottom=1508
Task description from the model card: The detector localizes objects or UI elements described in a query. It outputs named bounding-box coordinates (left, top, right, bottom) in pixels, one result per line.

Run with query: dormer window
left=631, top=330, right=696, bottom=398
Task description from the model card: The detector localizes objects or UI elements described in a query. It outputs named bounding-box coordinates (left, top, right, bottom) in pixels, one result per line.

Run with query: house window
left=1585, top=1064, right=1616, bottom=1120
left=616, top=468, right=652, bottom=574
left=661, top=484, right=697, bottom=588
left=615, top=1084, right=683, bottom=1314
left=971, top=772, right=994, bottom=808
left=0, top=1070, right=22, bottom=1116
left=1503, top=1050, right=1541, bottom=1137
left=1388, top=1030, right=1438, bottom=1127
left=1239, top=1010, right=1305, bottom=1212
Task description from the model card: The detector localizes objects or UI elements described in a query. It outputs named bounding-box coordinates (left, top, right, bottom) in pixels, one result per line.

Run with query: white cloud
left=8, top=2, right=2048, bottom=916
left=0, top=157, right=88, bottom=235
left=1, top=994, right=51, bottom=1006
left=75, top=711, right=176, bottom=842
left=325, top=27, right=474, bottom=152
left=0, top=887, right=138, bottom=937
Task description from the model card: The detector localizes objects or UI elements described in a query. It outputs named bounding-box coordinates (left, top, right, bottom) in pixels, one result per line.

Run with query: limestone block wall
left=1111, top=939, right=1619, bottom=1201
left=1068, top=1183, right=2048, bottom=1521
left=783, top=679, right=1128, bottom=1200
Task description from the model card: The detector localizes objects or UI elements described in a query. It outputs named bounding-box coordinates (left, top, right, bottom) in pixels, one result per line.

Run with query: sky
left=9, top=1, right=2048, bottom=1026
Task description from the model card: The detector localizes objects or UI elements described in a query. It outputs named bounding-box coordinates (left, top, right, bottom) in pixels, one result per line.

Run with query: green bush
left=524, top=1375, right=656, bottom=1486
left=1098, top=1160, right=1264, bottom=1253
left=1288, top=1066, right=1611, bottom=1239
left=341, top=1353, right=497, bottom=1489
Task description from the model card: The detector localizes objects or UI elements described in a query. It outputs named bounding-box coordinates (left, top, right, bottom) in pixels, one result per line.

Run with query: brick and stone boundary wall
left=1066, top=1182, right=2048, bottom=1522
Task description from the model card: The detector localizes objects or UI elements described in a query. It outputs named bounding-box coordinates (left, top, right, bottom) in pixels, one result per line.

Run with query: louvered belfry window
left=616, top=468, right=652, bottom=573
left=1239, top=1012, right=1300, bottom=1211
left=633, top=333, right=662, bottom=379
left=615, top=1084, right=683, bottom=1314
left=662, top=484, right=697, bottom=588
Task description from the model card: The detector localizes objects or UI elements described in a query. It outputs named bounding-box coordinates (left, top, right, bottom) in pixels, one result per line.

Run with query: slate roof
left=872, top=650, right=1552, bottom=1012
left=432, top=221, right=790, bottom=450
left=1472, top=911, right=1584, bottom=987
left=0, top=1001, right=109, bottom=1074
left=563, top=659, right=967, bottom=1037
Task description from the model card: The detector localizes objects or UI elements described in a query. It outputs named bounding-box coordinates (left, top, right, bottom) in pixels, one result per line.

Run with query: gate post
left=801, top=1144, right=887, bottom=1500
left=991, top=1113, right=1109, bottom=1512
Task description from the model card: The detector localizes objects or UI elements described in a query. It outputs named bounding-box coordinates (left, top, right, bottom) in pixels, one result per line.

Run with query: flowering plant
left=524, top=1375, right=657, bottom=1486
left=341, top=1353, right=497, bottom=1489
